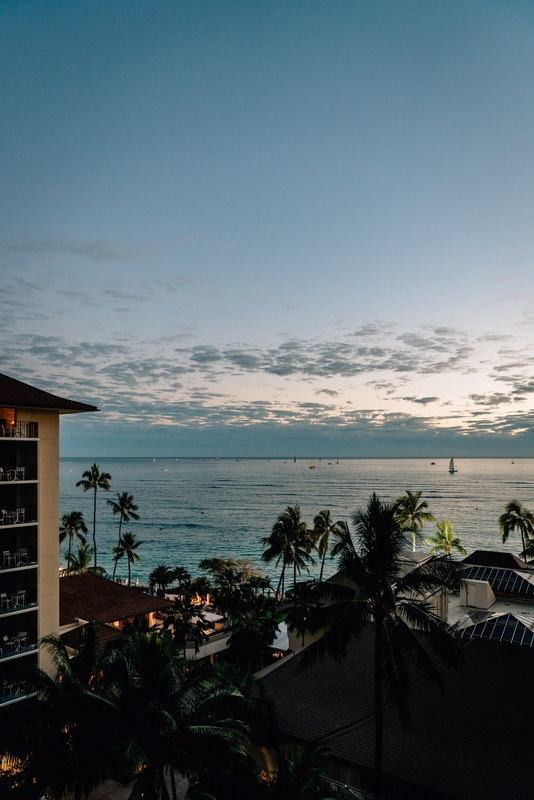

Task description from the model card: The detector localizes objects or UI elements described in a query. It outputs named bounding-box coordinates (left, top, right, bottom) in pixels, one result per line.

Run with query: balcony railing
left=0, top=465, right=37, bottom=482
left=0, top=507, right=37, bottom=526
left=1, top=549, right=35, bottom=570
left=0, top=641, right=37, bottom=661
left=0, top=680, right=28, bottom=705
left=0, top=594, right=37, bottom=616
left=0, top=422, right=38, bottom=439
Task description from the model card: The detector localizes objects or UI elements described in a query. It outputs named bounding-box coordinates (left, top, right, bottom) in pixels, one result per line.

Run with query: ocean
left=59, top=457, right=534, bottom=584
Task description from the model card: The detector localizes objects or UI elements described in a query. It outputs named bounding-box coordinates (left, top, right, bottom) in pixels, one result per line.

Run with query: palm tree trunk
left=319, top=541, right=327, bottom=582
left=68, top=534, right=72, bottom=564
left=294, top=559, right=297, bottom=596
left=112, top=516, right=123, bottom=580
left=412, top=522, right=416, bottom=552
left=128, top=555, right=131, bottom=585
left=93, top=488, right=97, bottom=570
left=374, top=614, right=383, bottom=800
left=170, top=767, right=177, bottom=800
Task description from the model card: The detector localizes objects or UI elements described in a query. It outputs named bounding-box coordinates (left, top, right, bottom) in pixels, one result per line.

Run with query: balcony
left=0, top=465, right=37, bottom=482
left=0, top=421, right=38, bottom=439
left=0, top=679, right=29, bottom=706
left=0, top=634, right=37, bottom=661
left=0, top=507, right=37, bottom=527
left=1, top=549, right=36, bottom=572
left=0, top=589, right=37, bottom=616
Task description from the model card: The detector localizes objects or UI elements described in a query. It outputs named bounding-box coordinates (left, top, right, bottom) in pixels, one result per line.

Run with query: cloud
left=3, top=238, right=147, bottom=263
left=399, top=396, right=440, bottom=405
left=315, top=388, right=340, bottom=397
left=468, top=392, right=515, bottom=406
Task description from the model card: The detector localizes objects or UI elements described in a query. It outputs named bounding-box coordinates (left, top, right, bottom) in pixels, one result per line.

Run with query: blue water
left=59, top=458, right=534, bottom=583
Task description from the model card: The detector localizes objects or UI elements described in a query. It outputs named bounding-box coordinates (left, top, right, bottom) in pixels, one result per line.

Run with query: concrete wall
left=18, top=408, right=60, bottom=675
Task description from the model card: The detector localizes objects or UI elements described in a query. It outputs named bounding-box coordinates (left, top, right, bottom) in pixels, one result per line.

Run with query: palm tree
left=395, top=490, right=434, bottom=552
left=59, top=511, right=88, bottom=564
left=265, top=741, right=333, bottom=800
left=172, top=566, right=192, bottom=593
left=107, top=492, right=139, bottom=580
left=165, top=589, right=209, bottom=658
left=199, top=557, right=254, bottom=617
left=424, top=519, right=466, bottom=557
left=284, top=581, right=321, bottom=649
left=227, top=594, right=282, bottom=672
left=499, top=499, right=534, bottom=556
left=63, top=542, right=106, bottom=577
left=301, top=493, right=463, bottom=800
left=9, top=630, right=253, bottom=800
left=149, top=564, right=175, bottom=595
left=313, top=509, right=342, bottom=582
left=262, top=506, right=316, bottom=601
left=76, top=463, right=111, bottom=571
left=117, top=531, right=143, bottom=585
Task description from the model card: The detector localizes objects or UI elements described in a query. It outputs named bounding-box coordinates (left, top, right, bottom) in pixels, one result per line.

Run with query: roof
left=0, top=373, right=98, bottom=413
left=60, top=573, right=172, bottom=626
left=457, top=611, right=534, bottom=647
left=260, top=627, right=533, bottom=800
left=462, top=550, right=532, bottom=570
left=60, top=621, right=124, bottom=659
left=461, top=565, right=534, bottom=599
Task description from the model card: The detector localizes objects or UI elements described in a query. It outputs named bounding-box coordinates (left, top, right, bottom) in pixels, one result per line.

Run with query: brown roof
left=60, top=621, right=124, bottom=659
left=0, top=373, right=98, bottom=413
left=462, top=549, right=532, bottom=570
left=60, top=573, right=171, bottom=626
left=260, top=627, right=533, bottom=800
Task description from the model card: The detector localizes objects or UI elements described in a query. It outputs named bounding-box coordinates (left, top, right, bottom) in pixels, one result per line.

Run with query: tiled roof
left=260, top=627, right=533, bottom=800
left=60, top=621, right=124, bottom=659
left=462, top=549, right=532, bottom=570
left=0, top=373, right=98, bottom=413
left=60, top=573, right=172, bottom=626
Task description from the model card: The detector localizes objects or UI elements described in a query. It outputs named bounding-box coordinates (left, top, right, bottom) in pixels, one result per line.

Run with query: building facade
left=0, top=374, right=97, bottom=705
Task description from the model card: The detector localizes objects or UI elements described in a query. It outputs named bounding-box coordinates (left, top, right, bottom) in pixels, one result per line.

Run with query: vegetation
left=313, top=510, right=342, bottom=582
left=300, top=493, right=463, bottom=800
left=499, top=499, right=534, bottom=556
left=0, top=628, right=254, bottom=800
left=113, top=530, right=144, bottom=585
left=262, top=505, right=317, bottom=600
left=59, top=510, right=88, bottom=563
left=63, top=541, right=106, bottom=577
left=424, top=519, right=466, bottom=557
left=395, top=490, right=434, bottom=552
left=107, top=491, right=140, bottom=579
left=76, top=463, right=112, bottom=571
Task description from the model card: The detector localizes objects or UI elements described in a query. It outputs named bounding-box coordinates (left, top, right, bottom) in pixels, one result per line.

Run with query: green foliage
left=423, top=519, right=466, bottom=556
left=499, top=499, right=534, bottom=556
left=59, top=510, right=88, bottom=563
left=76, top=463, right=112, bottom=571
left=2, top=630, right=254, bottom=800
left=395, top=490, right=434, bottom=552
left=262, top=506, right=317, bottom=600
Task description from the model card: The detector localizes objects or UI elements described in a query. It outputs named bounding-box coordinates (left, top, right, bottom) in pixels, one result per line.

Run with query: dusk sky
left=2, top=0, right=534, bottom=456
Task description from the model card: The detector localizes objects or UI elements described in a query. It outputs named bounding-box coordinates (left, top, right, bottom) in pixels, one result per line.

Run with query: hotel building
left=0, top=373, right=97, bottom=705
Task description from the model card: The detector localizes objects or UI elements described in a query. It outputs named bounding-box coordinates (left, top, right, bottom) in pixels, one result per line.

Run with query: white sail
left=449, top=458, right=457, bottom=472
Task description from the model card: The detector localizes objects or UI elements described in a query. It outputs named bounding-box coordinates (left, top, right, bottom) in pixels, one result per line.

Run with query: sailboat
left=294, top=456, right=296, bottom=463
left=309, top=460, right=316, bottom=470
left=448, top=458, right=458, bottom=474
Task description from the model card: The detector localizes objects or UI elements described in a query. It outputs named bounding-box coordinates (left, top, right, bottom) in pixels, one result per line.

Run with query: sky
left=1, top=0, right=534, bottom=456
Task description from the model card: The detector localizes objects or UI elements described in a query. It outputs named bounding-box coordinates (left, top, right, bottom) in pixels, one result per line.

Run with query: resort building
left=0, top=373, right=97, bottom=705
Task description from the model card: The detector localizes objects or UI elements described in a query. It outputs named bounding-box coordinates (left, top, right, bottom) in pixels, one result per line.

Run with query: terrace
left=0, top=421, right=39, bottom=439
left=0, top=507, right=38, bottom=526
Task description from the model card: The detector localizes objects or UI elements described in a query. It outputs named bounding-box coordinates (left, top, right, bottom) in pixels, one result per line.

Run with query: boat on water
left=310, top=460, right=316, bottom=470
left=430, top=462, right=436, bottom=465
left=448, top=458, right=458, bottom=474
left=294, top=456, right=296, bottom=463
